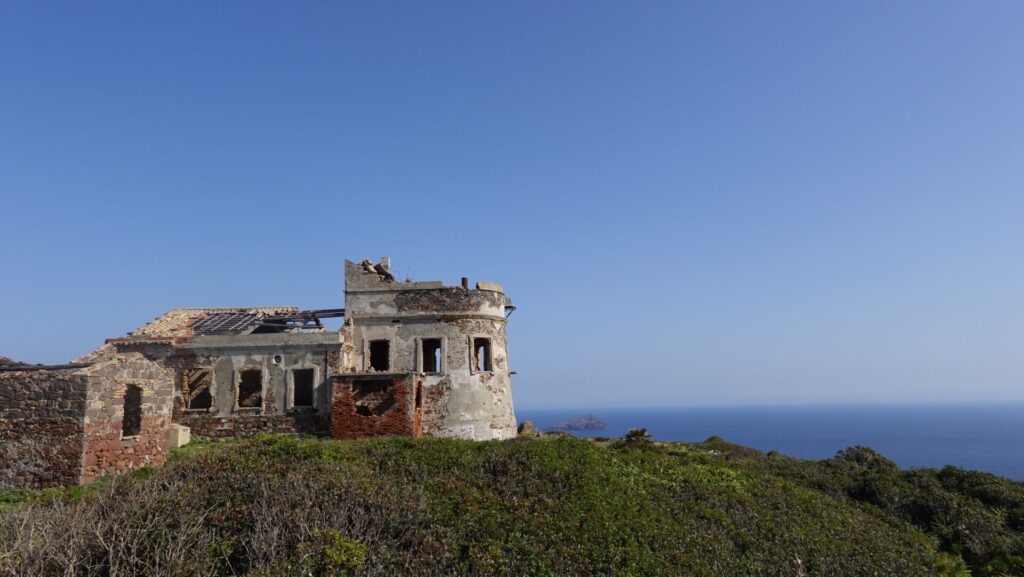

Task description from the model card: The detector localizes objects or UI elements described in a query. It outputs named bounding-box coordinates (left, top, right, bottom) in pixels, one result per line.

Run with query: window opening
left=293, top=368, right=315, bottom=408
left=122, top=385, right=142, bottom=437
left=352, top=379, right=395, bottom=416
left=473, top=338, right=492, bottom=372
left=369, top=340, right=390, bottom=371
left=422, top=339, right=442, bottom=372
left=186, top=369, right=213, bottom=410
left=238, top=369, right=263, bottom=409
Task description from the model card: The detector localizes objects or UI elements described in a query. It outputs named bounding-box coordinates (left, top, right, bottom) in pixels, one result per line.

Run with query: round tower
left=335, top=258, right=517, bottom=440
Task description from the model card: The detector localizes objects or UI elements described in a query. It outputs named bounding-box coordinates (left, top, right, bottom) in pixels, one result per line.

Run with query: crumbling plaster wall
left=346, top=316, right=515, bottom=440
left=171, top=334, right=338, bottom=438
left=78, top=345, right=176, bottom=484
left=0, top=369, right=88, bottom=489
left=342, top=260, right=517, bottom=441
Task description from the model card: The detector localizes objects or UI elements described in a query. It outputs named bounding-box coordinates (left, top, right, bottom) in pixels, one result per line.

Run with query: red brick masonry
left=330, top=373, right=422, bottom=439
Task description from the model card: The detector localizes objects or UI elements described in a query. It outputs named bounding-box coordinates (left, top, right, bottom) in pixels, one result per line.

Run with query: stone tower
left=333, top=258, right=517, bottom=441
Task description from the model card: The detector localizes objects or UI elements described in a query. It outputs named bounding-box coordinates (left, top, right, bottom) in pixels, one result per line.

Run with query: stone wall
left=0, top=369, right=88, bottom=489
left=175, top=411, right=328, bottom=438
left=168, top=339, right=336, bottom=438
left=78, top=347, right=176, bottom=484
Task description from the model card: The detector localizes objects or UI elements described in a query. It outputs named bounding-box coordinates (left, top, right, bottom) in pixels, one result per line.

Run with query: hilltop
left=2, top=433, right=1022, bottom=576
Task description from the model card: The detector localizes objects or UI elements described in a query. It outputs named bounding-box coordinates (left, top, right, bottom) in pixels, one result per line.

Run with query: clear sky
left=2, top=2, right=1023, bottom=409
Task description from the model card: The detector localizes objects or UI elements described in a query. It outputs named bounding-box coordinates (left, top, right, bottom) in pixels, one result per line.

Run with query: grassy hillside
left=0, top=433, right=1020, bottom=576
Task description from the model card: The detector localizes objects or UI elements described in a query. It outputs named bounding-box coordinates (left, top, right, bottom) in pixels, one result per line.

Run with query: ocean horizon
left=517, top=402, right=1024, bottom=481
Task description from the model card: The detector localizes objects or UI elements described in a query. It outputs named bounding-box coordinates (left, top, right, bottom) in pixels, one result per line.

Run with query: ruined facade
left=0, top=259, right=517, bottom=488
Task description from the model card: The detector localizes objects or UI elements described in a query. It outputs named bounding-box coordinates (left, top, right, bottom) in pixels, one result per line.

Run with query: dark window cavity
left=186, top=369, right=213, bottom=410
left=369, top=340, right=390, bottom=371
left=122, top=385, right=142, bottom=437
left=473, top=338, right=492, bottom=372
left=415, top=383, right=423, bottom=409
left=422, top=339, right=442, bottom=372
left=352, top=379, right=395, bottom=416
left=292, top=368, right=315, bottom=408
left=237, top=369, right=263, bottom=409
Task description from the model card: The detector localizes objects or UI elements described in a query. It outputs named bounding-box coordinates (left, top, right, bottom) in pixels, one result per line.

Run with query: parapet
left=344, top=258, right=505, bottom=294
left=344, top=258, right=512, bottom=320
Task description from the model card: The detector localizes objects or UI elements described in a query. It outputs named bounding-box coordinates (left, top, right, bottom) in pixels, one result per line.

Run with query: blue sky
left=2, top=2, right=1023, bottom=409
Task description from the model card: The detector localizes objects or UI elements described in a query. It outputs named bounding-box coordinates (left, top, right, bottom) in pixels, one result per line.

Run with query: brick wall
left=330, top=374, right=422, bottom=439
left=0, top=370, right=88, bottom=489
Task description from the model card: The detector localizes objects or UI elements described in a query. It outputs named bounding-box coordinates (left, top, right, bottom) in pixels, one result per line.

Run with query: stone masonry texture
left=0, top=369, right=88, bottom=489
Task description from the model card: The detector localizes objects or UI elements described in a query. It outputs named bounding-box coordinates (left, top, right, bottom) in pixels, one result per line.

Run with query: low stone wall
left=174, top=411, right=328, bottom=438
left=0, top=370, right=88, bottom=489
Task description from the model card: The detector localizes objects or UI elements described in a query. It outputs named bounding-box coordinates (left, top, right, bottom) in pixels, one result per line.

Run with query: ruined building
left=0, top=259, right=517, bottom=488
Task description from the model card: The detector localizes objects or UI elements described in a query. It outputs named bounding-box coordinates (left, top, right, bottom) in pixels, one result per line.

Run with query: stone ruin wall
left=0, top=369, right=88, bottom=489
left=343, top=262, right=518, bottom=441
left=0, top=258, right=519, bottom=489
left=416, top=315, right=516, bottom=440
left=176, top=412, right=328, bottom=439
left=168, top=343, right=334, bottom=438
left=329, top=374, right=422, bottom=439
left=77, top=347, right=176, bottom=484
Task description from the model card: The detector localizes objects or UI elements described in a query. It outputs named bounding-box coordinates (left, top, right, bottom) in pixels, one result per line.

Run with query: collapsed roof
left=126, top=306, right=346, bottom=339
left=130, top=307, right=298, bottom=338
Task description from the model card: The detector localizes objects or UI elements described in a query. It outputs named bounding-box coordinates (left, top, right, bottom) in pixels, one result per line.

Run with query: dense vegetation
left=0, top=432, right=1021, bottom=576
left=699, top=436, right=1024, bottom=576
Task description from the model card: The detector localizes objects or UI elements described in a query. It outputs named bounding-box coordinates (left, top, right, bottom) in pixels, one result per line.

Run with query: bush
left=697, top=438, right=1024, bottom=577
left=0, top=434, right=954, bottom=576
left=622, top=427, right=653, bottom=446
left=250, top=530, right=366, bottom=577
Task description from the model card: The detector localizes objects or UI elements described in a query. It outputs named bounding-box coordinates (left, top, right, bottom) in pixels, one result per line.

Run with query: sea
left=517, top=403, right=1024, bottom=481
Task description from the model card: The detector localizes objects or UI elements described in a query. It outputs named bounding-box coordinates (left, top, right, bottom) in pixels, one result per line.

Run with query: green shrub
left=934, top=552, right=972, bottom=577
left=248, top=531, right=365, bottom=577
left=699, top=438, right=1024, bottom=577
left=0, top=434, right=987, bottom=576
left=623, top=427, right=653, bottom=445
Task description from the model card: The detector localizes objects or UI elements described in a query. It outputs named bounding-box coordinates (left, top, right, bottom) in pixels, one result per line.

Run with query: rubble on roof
left=129, top=307, right=299, bottom=338
left=361, top=258, right=395, bottom=282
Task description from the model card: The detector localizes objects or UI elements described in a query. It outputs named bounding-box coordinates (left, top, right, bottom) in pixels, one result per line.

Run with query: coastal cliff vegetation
left=1, top=433, right=1022, bottom=576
